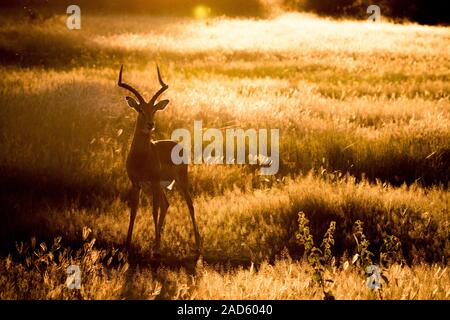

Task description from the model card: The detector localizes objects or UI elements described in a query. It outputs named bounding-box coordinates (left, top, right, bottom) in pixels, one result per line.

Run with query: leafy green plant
left=296, top=212, right=336, bottom=300
left=352, top=220, right=405, bottom=299
left=380, top=235, right=404, bottom=269
left=352, top=220, right=374, bottom=269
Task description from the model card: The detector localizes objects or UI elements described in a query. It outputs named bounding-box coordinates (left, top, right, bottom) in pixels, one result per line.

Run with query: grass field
left=0, top=12, right=449, bottom=299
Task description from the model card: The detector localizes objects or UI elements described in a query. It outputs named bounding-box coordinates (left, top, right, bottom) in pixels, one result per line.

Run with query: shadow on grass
left=0, top=163, right=448, bottom=266
left=0, top=165, right=125, bottom=253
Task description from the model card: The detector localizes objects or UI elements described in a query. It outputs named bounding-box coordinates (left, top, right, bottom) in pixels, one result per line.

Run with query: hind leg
left=179, top=186, right=201, bottom=253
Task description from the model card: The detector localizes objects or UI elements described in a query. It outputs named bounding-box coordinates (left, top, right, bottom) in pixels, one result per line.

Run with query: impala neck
left=130, top=116, right=152, bottom=156
left=127, top=115, right=162, bottom=182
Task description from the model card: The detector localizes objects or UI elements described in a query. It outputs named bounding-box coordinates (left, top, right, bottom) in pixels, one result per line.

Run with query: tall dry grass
left=0, top=13, right=448, bottom=299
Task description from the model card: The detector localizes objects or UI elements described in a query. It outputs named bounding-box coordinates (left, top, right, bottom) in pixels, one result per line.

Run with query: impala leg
left=157, top=190, right=170, bottom=240
left=126, top=185, right=140, bottom=252
left=180, top=188, right=202, bottom=253
left=151, top=186, right=161, bottom=253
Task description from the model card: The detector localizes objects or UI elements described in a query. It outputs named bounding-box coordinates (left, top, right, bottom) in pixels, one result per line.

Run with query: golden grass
left=1, top=242, right=448, bottom=299
left=0, top=13, right=449, bottom=299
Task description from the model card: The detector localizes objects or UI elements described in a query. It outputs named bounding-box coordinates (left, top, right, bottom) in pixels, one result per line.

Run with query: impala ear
left=125, top=96, right=140, bottom=111
left=154, top=99, right=169, bottom=111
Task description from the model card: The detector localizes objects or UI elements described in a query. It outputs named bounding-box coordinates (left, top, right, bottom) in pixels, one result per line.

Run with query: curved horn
left=118, top=65, right=145, bottom=105
left=157, top=65, right=167, bottom=87
left=149, top=65, right=169, bottom=106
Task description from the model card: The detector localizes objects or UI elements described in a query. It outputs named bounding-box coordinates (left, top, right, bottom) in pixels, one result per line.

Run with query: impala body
left=118, top=65, right=201, bottom=254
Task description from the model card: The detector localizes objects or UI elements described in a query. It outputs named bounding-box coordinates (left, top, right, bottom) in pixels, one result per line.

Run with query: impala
left=118, top=65, right=201, bottom=254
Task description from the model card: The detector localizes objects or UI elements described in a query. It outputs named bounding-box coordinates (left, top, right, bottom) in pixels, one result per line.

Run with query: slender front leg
left=152, top=186, right=161, bottom=253
left=157, top=190, right=170, bottom=242
left=126, top=185, right=140, bottom=252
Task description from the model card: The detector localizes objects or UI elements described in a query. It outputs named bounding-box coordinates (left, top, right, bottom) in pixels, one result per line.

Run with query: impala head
left=118, top=65, right=169, bottom=134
